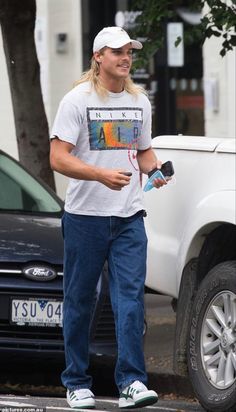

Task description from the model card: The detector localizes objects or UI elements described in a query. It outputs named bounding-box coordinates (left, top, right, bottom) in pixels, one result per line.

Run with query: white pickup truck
left=143, top=135, right=236, bottom=412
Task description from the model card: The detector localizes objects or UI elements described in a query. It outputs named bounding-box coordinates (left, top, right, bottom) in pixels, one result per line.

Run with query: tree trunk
left=0, top=0, right=55, bottom=190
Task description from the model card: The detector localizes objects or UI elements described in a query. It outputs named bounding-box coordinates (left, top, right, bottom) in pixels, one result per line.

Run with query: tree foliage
left=201, top=0, right=236, bottom=56
left=130, top=0, right=236, bottom=68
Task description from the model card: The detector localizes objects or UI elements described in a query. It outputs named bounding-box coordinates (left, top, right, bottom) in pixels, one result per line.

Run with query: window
left=0, top=153, right=62, bottom=213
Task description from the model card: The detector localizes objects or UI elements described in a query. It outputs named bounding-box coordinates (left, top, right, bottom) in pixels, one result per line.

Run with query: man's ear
left=94, top=52, right=102, bottom=63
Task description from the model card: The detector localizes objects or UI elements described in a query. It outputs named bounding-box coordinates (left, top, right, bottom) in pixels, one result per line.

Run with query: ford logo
left=23, top=266, right=57, bottom=281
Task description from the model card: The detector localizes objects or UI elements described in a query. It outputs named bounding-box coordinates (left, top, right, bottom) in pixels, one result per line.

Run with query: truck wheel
left=187, top=261, right=236, bottom=412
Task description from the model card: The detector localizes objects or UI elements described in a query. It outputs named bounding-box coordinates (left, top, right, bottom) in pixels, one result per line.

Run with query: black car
left=0, top=150, right=116, bottom=360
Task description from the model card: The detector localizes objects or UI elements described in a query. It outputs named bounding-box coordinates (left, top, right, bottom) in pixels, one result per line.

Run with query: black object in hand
left=148, top=161, right=174, bottom=178
left=122, top=172, right=132, bottom=176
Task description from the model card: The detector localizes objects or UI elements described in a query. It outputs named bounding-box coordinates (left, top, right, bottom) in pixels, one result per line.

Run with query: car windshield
left=0, top=152, right=62, bottom=213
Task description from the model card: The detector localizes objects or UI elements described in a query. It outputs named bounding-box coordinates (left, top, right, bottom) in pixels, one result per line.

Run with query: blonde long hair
left=74, top=55, right=146, bottom=98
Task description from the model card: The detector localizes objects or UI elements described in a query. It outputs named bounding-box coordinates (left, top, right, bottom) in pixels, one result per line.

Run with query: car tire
left=187, top=261, right=236, bottom=412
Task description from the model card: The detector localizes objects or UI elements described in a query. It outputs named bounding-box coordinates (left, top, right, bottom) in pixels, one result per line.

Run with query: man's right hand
left=98, top=169, right=132, bottom=191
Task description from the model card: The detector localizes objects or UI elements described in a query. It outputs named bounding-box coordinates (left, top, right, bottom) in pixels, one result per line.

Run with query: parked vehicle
left=144, top=135, right=236, bottom=412
left=0, top=150, right=116, bottom=361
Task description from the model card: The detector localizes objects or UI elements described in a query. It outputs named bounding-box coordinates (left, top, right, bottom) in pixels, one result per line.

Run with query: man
left=50, top=26, right=166, bottom=410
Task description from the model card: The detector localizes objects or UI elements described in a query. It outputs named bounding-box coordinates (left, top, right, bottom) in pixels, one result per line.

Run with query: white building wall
left=46, top=0, right=83, bottom=127
left=226, top=48, right=236, bottom=138
left=36, top=0, right=83, bottom=198
left=203, top=37, right=236, bottom=138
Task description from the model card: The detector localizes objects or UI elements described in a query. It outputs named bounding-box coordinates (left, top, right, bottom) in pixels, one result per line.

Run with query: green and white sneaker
left=66, top=388, right=95, bottom=409
left=119, top=380, right=158, bottom=409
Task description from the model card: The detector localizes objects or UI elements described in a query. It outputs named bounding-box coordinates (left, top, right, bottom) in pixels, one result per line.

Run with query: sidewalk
left=144, top=294, right=194, bottom=397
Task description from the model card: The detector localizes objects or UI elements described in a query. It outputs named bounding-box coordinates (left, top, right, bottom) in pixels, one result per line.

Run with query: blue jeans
left=61, top=211, right=148, bottom=392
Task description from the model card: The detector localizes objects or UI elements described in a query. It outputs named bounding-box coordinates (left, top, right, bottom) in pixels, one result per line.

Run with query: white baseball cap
left=93, top=26, right=143, bottom=53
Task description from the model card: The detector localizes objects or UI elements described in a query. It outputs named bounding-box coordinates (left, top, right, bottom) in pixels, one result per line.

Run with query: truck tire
left=187, top=261, right=236, bottom=412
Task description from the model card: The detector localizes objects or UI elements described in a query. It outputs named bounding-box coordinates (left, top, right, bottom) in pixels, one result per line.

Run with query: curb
left=148, top=372, right=195, bottom=398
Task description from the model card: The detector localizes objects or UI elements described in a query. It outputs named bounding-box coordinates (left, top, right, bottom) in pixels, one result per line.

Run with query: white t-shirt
left=51, top=81, right=152, bottom=217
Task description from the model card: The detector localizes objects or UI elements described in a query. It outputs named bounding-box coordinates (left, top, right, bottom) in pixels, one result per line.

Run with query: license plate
left=11, top=298, right=63, bottom=327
